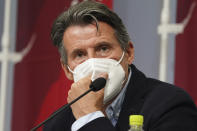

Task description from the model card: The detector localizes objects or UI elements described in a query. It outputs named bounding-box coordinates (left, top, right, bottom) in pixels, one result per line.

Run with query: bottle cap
left=129, top=115, right=144, bottom=126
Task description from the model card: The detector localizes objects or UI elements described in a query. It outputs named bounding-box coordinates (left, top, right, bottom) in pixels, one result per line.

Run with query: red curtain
left=12, top=0, right=113, bottom=131
left=175, top=0, right=197, bottom=104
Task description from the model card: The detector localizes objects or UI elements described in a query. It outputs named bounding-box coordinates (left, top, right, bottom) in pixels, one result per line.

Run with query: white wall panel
left=114, top=0, right=176, bottom=83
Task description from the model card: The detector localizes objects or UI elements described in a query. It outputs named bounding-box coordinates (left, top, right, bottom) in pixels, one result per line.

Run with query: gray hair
left=51, top=1, right=130, bottom=64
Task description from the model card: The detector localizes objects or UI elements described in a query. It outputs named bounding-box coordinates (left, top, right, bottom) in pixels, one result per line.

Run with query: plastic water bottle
left=128, top=115, right=144, bottom=131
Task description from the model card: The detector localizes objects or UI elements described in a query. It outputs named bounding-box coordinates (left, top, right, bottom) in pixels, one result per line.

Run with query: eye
left=76, top=51, right=85, bottom=58
left=100, top=46, right=108, bottom=52
left=95, top=44, right=112, bottom=57
left=70, top=49, right=87, bottom=64
left=97, top=45, right=110, bottom=53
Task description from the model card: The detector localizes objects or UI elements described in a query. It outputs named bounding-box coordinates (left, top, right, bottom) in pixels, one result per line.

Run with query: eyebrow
left=94, top=41, right=113, bottom=48
left=70, top=41, right=113, bottom=56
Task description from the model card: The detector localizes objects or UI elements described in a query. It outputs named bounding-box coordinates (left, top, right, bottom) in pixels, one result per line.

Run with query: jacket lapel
left=115, top=65, right=150, bottom=130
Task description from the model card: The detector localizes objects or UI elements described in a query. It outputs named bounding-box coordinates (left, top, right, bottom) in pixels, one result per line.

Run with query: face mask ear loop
left=119, top=51, right=126, bottom=86
left=67, top=65, right=75, bottom=74
left=116, top=51, right=125, bottom=65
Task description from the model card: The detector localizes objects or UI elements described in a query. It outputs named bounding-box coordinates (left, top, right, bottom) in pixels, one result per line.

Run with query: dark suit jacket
left=44, top=65, right=197, bottom=131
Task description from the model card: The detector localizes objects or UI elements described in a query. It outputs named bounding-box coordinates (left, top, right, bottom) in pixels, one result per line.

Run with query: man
left=44, top=1, right=197, bottom=131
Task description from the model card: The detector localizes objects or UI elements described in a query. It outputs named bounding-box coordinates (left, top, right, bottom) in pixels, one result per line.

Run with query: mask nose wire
left=116, top=51, right=125, bottom=65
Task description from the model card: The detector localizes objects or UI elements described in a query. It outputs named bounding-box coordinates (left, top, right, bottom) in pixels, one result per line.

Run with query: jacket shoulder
left=141, top=78, right=197, bottom=130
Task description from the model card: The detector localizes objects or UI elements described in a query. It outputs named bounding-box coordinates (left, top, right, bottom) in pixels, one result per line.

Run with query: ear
left=126, top=41, right=134, bottom=65
left=61, top=59, right=74, bottom=81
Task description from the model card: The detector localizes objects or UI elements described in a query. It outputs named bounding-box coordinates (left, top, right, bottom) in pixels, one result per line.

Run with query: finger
left=77, top=75, right=92, bottom=90
left=67, top=90, right=72, bottom=102
left=96, top=88, right=104, bottom=95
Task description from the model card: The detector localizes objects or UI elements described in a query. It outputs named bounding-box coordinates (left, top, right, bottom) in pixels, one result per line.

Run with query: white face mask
left=68, top=52, right=125, bottom=104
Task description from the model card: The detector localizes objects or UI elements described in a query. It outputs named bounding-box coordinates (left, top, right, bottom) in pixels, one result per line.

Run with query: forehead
left=64, top=23, right=98, bottom=42
left=64, top=22, right=115, bottom=38
left=62, top=22, right=118, bottom=49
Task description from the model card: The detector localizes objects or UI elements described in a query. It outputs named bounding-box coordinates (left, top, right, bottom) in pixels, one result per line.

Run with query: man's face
left=62, top=22, right=134, bottom=81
